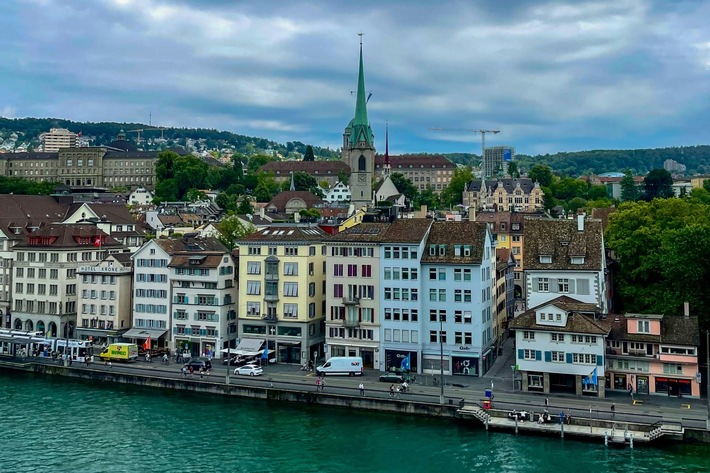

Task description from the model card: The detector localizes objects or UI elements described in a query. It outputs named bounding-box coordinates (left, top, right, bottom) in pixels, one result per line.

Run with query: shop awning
left=122, top=328, right=167, bottom=339
left=234, top=338, right=265, bottom=356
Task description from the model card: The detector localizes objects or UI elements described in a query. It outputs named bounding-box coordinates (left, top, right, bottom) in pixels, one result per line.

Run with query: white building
left=41, top=128, right=77, bottom=152
left=523, top=215, right=609, bottom=314
left=323, top=182, right=351, bottom=203
left=510, top=296, right=610, bottom=398
left=128, top=188, right=155, bottom=206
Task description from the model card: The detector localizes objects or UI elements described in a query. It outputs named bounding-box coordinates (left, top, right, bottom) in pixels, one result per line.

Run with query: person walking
left=181, top=366, right=187, bottom=378
left=389, top=384, right=395, bottom=398
left=359, top=382, right=365, bottom=396
left=320, top=377, right=325, bottom=392
left=316, top=377, right=321, bottom=392
left=611, top=403, right=616, bottom=418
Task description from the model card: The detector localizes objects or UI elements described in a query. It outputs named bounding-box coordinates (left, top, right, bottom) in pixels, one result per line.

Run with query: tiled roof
left=510, top=296, right=609, bottom=335
left=466, top=178, right=538, bottom=193
left=266, top=191, right=324, bottom=213
left=329, top=223, right=391, bottom=242
left=240, top=225, right=327, bottom=243
left=661, top=316, right=700, bottom=346
left=591, top=207, right=615, bottom=231
left=260, top=161, right=350, bottom=175
left=154, top=236, right=228, bottom=254
left=383, top=219, right=433, bottom=243
left=1, top=151, right=58, bottom=160
left=421, top=221, right=488, bottom=264
left=375, top=154, right=454, bottom=168
left=523, top=217, right=604, bottom=271
left=607, top=316, right=661, bottom=343
left=13, top=224, right=123, bottom=249
left=0, top=195, right=69, bottom=239
left=168, top=254, right=224, bottom=268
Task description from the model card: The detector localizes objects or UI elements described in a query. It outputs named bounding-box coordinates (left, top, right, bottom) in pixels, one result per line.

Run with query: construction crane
left=429, top=128, right=500, bottom=167
left=127, top=127, right=166, bottom=143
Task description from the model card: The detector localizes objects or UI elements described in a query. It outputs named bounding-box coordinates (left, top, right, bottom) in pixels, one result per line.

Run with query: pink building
left=606, top=313, right=700, bottom=397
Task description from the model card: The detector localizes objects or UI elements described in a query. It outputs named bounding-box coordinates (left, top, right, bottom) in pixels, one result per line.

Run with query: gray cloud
left=1, top=0, right=708, bottom=155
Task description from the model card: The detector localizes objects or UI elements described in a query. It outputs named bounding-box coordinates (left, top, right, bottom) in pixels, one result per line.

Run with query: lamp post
left=225, top=335, right=231, bottom=386
left=439, top=314, right=445, bottom=404
left=63, top=321, right=70, bottom=367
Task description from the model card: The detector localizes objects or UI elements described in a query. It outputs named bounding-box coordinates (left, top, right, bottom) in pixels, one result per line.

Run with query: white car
left=234, top=365, right=263, bottom=376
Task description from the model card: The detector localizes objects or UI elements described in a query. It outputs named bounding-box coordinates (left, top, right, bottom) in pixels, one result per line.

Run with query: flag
left=93, top=236, right=102, bottom=247
left=591, top=367, right=598, bottom=386
left=143, top=336, right=151, bottom=351
left=583, top=368, right=598, bottom=386
left=261, top=345, right=269, bottom=359
left=400, top=354, right=411, bottom=371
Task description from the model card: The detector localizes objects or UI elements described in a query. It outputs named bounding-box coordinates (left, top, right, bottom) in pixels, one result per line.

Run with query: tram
left=0, top=329, right=94, bottom=362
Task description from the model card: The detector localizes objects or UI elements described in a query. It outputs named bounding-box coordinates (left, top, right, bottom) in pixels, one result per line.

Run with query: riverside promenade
left=2, top=338, right=708, bottom=445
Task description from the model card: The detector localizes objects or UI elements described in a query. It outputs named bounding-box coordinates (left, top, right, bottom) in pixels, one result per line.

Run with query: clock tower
left=342, top=34, right=375, bottom=210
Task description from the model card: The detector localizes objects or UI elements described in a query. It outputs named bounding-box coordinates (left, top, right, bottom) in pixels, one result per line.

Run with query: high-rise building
left=482, top=146, right=515, bottom=179
left=41, top=128, right=77, bottom=152
left=341, top=38, right=375, bottom=210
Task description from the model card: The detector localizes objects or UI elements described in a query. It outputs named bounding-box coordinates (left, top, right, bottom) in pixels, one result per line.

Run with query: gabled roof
left=662, top=316, right=700, bottom=346
left=0, top=195, right=68, bottom=239
left=523, top=217, right=604, bottom=271
left=421, top=221, right=488, bottom=265
left=13, top=224, right=123, bottom=249
left=375, top=154, right=453, bottom=168
left=510, top=296, right=609, bottom=335
left=240, top=225, right=327, bottom=243
left=168, top=254, right=224, bottom=268
left=153, top=236, right=228, bottom=255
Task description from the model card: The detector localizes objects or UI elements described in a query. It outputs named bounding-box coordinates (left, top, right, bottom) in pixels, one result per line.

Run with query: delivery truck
left=316, top=356, right=363, bottom=376
left=99, top=343, right=139, bottom=362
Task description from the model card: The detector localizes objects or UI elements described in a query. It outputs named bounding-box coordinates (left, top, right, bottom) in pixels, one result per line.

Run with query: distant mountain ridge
left=2, top=117, right=708, bottom=176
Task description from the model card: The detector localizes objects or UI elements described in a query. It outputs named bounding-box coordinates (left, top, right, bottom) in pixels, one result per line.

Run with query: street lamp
left=439, top=314, right=444, bottom=404
left=225, top=335, right=231, bottom=386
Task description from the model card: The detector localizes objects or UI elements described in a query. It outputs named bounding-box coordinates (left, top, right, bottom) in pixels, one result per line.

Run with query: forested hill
left=2, top=117, right=708, bottom=176
left=0, top=117, right=340, bottom=159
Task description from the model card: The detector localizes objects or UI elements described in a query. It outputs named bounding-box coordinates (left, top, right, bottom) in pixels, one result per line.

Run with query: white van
left=316, top=356, right=364, bottom=376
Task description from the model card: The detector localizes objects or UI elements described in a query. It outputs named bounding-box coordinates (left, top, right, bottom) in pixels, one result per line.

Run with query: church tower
left=341, top=34, right=375, bottom=210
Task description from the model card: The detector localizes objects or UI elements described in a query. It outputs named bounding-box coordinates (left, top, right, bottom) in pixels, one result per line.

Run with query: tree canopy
left=643, top=168, right=674, bottom=200
left=606, top=199, right=710, bottom=328
left=215, top=213, right=257, bottom=250
left=303, top=145, right=315, bottom=161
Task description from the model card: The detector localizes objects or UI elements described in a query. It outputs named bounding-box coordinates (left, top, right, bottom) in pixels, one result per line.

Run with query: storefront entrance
left=636, top=376, right=649, bottom=395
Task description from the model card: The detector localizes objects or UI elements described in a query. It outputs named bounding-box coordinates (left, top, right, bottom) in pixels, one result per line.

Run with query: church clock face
left=358, top=174, right=366, bottom=183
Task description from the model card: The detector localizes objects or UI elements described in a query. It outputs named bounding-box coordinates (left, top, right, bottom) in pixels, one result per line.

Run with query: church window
left=358, top=155, right=366, bottom=171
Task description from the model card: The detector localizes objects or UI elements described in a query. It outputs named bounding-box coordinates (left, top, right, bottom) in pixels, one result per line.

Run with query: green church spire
left=350, top=33, right=373, bottom=147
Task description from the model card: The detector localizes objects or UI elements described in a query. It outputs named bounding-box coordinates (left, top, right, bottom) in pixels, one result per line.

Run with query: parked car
left=184, top=357, right=212, bottom=372
left=379, top=373, right=404, bottom=383
left=235, top=365, right=263, bottom=376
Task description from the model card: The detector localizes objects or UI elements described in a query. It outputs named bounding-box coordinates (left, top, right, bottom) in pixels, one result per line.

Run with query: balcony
left=343, top=317, right=360, bottom=328
left=264, top=293, right=279, bottom=303
left=342, top=296, right=360, bottom=306
left=262, top=314, right=278, bottom=323
left=265, top=273, right=279, bottom=281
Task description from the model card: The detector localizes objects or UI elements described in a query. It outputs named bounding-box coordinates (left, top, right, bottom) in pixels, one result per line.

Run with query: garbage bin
left=484, top=389, right=492, bottom=399
left=482, top=399, right=491, bottom=410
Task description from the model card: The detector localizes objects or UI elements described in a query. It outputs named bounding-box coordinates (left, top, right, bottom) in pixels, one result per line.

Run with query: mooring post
left=561, top=420, right=564, bottom=439
left=630, top=433, right=634, bottom=449
left=515, top=414, right=518, bottom=434
left=604, top=431, right=608, bottom=446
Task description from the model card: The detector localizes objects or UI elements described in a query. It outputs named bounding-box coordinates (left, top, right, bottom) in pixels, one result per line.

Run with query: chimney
left=684, top=301, right=690, bottom=318
left=468, top=206, right=477, bottom=222
left=294, top=212, right=301, bottom=223
left=259, top=206, right=265, bottom=219
left=577, top=211, right=585, bottom=232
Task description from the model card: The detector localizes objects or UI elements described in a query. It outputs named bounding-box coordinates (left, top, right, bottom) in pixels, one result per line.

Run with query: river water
left=1, top=371, right=709, bottom=473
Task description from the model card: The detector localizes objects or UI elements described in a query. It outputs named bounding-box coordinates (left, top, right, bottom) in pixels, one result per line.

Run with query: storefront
left=384, top=349, right=418, bottom=373
left=655, top=377, right=692, bottom=397
left=451, top=354, right=479, bottom=377
left=422, top=354, right=450, bottom=376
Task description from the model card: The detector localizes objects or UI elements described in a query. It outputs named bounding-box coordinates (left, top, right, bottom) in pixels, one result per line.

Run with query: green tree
left=703, top=179, right=710, bottom=193
left=337, top=168, right=350, bottom=185
left=280, top=171, right=324, bottom=197
left=528, top=164, right=554, bottom=187
left=216, top=213, right=257, bottom=250
left=185, top=189, right=208, bottom=202
left=232, top=154, right=245, bottom=179
left=389, top=172, right=419, bottom=205
left=247, top=154, right=276, bottom=174
left=440, top=167, right=473, bottom=207
left=253, top=171, right=280, bottom=202
left=606, top=199, right=710, bottom=326
left=643, top=168, right=674, bottom=200
left=419, top=185, right=441, bottom=209
left=620, top=170, right=638, bottom=202
left=552, top=177, right=587, bottom=201
left=303, top=145, right=315, bottom=161
left=236, top=197, right=254, bottom=215
left=586, top=185, right=609, bottom=201
left=507, top=161, right=520, bottom=178
left=566, top=197, right=587, bottom=213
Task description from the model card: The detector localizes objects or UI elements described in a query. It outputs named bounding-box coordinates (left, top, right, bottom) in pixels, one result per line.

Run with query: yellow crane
left=429, top=128, right=500, bottom=166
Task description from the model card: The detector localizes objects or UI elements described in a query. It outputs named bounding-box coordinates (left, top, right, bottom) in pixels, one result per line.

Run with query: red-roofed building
left=374, top=154, right=456, bottom=193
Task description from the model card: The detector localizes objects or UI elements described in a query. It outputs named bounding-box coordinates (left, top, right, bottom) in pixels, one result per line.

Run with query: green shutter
left=518, top=349, right=524, bottom=360
left=535, top=350, right=542, bottom=361
left=597, top=355, right=603, bottom=366
left=566, top=353, right=573, bottom=364
left=544, top=351, right=551, bottom=362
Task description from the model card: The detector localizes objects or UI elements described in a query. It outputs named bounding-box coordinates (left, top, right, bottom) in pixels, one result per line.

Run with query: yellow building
left=237, top=226, right=328, bottom=365
left=475, top=211, right=526, bottom=301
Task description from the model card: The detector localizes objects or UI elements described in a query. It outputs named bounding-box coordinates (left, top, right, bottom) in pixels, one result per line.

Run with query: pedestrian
left=611, top=403, right=615, bottom=416
left=199, top=367, right=204, bottom=379
left=181, top=366, right=187, bottom=378
left=320, top=378, right=325, bottom=392
left=389, top=384, right=395, bottom=398
left=359, top=382, right=365, bottom=396
left=316, top=377, right=321, bottom=392
left=107, top=361, right=112, bottom=368
left=189, top=366, right=194, bottom=378
left=545, top=398, right=549, bottom=408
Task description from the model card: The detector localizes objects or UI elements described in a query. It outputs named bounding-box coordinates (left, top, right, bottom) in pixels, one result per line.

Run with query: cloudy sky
left=1, top=0, right=709, bottom=155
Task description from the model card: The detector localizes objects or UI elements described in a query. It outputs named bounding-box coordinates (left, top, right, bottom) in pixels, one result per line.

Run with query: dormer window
left=438, top=244, right=446, bottom=256
left=429, top=245, right=436, bottom=256
left=570, top=256, right=585, bottom=264
left=463, top=245, right=472, bottom=256
left=637, top=320, right=650, bottom=333
left=539, top=255, right=552, bottom=264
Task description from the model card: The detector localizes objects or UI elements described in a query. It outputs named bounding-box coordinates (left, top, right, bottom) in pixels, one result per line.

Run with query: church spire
left=384, top=121, right=390, bottom=176
left=350, top=33, right=373, bottom=147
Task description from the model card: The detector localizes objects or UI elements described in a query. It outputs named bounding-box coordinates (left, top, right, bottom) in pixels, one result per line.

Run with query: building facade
left=374, top=155, right=456, bottom=193
left=510, top=296, right=610, bottom=398
left=482, top=146, right=515, bottom=179
left=463, top=178, right=545, bottom=212
left=606, top=313, right=700, bottom=397
left=41, top=128, right=77, bottom=152
left=523, top=215, right=609, bottom=315
left=238, top=226, right=327, bottom=365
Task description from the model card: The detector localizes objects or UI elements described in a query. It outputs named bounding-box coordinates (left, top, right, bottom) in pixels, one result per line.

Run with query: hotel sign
left=78, top=265, right=130, bottom=274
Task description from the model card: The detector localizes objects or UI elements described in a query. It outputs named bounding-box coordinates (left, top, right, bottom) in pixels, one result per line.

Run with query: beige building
left=237, top=226, right=328, bottom=365
left=375, top=155, right=456, bottom=193
left=76, top=253, right=133, bottom=344
left=41, top=128, right=77, bottom=152
left=463, top=178, right=545, bottom=212
left=1, top=147, right=164, bottom=190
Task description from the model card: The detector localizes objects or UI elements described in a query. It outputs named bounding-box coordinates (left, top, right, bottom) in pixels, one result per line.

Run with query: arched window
left=358, top=155, right=366, bottom=171
left=14, top=319, right=22, bottom=330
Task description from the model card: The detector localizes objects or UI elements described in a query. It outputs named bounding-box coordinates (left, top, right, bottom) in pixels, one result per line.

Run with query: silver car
left=234, top=365, right=263, bottom=376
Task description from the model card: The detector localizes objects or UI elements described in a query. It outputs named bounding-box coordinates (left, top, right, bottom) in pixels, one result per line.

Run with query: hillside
left=0, top=117, right=340, bottom=160
left=2, top=117, right=708, bottom=176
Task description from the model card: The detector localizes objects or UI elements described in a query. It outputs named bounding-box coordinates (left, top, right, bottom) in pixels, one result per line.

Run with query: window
left=283, top=304, right=298, bottom=318
left=539, top=255, right=552, bottom=264
left=246, top=281, right=261, bottom=295
left=347, top=264, right=358, bottom=277
left=523, top=349, right=536, bottom=360
left=246, top=302, right=261, bottom=315
left=463, top=245, right=471, bottom=256
left=333, top=284, right=343, bottom=298
left=523, top=331, right=535, bottom=340
left=551, top=351, right=565, bottom=362
left=430, top=331, right=437, bottom=343
left=551, top=333, right=564, bottom=342
left=429, top=268, right=437, bottom=280
left=558, top=278, right=569, bottom=293
left=361, top=265, right=372, bottom=278
left=637, top=320, right=650, bottom=333
left=537, top=278, right=549, bottom=292
left=570, top=256, right=585, bottom=265
left=247, top=262, right=261, bottom=274
left=284, top=263, right=298, bottom=276
left=283, top=282, right=298, bottom=297
left=438, top=289, right=446, bottom=302
left=285, top=247, right=298, bottom=256
left=334, top=264, right=343, bottom=277
left=572, top=353, right=596, bottom=364
left=248, top=247, right=262, bottom=255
